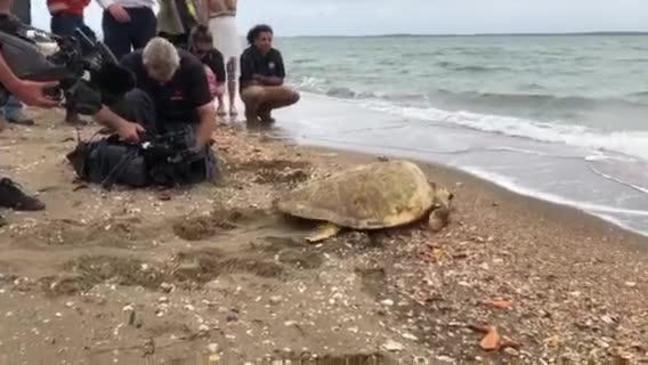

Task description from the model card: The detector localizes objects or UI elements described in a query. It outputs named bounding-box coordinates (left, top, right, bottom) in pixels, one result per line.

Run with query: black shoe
left=6, top=116, right=35, bottom=126
left=0, top=178, right=45, bottom=211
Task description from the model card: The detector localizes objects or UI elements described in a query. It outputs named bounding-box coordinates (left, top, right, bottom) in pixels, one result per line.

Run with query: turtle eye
left=448, top=193, right=454, bottom=201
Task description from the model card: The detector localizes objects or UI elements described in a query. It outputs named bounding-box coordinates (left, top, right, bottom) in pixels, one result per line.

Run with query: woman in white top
left=201, top=0, right=241, bottom=117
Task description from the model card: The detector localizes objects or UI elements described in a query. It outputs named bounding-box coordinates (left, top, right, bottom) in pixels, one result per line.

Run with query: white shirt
left=95, top=0, right=155, bottom=9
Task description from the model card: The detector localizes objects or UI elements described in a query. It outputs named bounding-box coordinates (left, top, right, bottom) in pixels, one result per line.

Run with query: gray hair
left=142, top=37, right=180, bottom=81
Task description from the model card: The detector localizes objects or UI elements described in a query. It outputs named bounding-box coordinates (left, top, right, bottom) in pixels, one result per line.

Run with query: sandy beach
left=0, top=105, right=647, bottom=364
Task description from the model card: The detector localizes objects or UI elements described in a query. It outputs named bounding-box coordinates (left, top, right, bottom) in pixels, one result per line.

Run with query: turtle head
left=428, top=182, right=453, bottom=233
left=429, top=181, right=453, bottom=210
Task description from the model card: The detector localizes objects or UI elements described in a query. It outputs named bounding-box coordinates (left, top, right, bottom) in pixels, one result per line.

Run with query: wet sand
left=0, top=108, right=647, bottom=364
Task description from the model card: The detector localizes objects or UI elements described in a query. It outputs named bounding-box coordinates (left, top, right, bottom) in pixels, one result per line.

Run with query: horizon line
left=282, top=31, right=648, bottom=38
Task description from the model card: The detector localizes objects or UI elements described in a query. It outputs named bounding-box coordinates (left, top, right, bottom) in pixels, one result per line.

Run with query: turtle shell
left=277, top=160, right=435, bottom=230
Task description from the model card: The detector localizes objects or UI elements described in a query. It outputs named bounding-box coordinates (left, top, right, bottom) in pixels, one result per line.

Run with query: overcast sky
left=32, top=0, right=648, bottom=37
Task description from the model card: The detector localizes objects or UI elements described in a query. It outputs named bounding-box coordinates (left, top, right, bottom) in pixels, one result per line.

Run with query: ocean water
left=272, top=35, right=648, bottom=235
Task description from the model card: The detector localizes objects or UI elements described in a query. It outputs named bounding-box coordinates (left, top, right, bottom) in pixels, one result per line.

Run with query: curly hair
left=246, top=24, right=273, bottom=45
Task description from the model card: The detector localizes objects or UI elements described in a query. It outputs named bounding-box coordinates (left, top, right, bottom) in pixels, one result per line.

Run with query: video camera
left=0, top=20, right=134, bottom=115
left=140, top=127, right=203, bottom=165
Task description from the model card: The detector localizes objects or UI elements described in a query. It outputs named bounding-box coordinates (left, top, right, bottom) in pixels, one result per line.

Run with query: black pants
left=110, top=88, right=158, bottom=132
left=109, top=89, right=217, bottom=183
left=102, top=7, right=157, bottom=61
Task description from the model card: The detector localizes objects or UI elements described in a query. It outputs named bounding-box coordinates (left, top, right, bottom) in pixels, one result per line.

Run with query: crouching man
left=73, top=37, right=217, bottom=187
left=239, top=24, right=299, bottom=124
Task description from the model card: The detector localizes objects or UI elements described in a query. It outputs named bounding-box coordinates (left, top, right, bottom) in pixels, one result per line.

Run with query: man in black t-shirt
left=94, top=37, right=217, bottom=183
left=239, top=24, right=299, bottom=123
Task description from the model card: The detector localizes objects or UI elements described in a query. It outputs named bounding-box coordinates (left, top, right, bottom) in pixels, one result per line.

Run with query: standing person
left=2, top=0, right=33, bottom=126
left=0, top=0, right=62, bottom=218
left=47, top=0, right=94, bottom=125
left=95, top=0, right=157, bottom=60
left=239, top=24, right=299, bottom=124
left=157, top=0, right=202, bottom=49
left=203, top=0, right=240, bottom=117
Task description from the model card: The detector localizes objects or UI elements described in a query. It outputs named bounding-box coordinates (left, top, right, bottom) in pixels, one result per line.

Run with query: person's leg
left=129, top=7, right=157, bottom=52
left=216, top=95, right=225, bottom=116
left=214, top=83, right=226, bottom=116
left=2, top=95, right=33, bottom=125
left=256, top=86, right=300, bottom=122
left=0, top=0, right=32, bottom=129
left=240, top=86, right=265, bottom=123
left=226, top=57, right=238, bottom=116
left=107, top=88, right=158, bottom=132
left=102, top=10, right=132, bottom=60
left=209, top=16, right=241, bottom=118
left=0, top=177, right=45, bottom=211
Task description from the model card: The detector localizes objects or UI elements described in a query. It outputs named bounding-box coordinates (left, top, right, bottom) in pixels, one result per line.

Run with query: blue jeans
left=51, top=13, right=95, bottom=39
left=1, top=95, right=24, bottom=120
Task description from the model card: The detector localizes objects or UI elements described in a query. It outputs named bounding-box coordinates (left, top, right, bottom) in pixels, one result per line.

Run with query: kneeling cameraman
left=87, top=37, right=217, bottom=187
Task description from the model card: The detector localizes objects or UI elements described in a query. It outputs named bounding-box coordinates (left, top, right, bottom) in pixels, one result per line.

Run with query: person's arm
left=95, top=0, right=131, bottom=22
left=211, top=51, right=226, bottom=83
left=92, top=52, right=144, bottom=142
left=239, top=51, right=257, bottom=88
left=188, top=60, right=215, bottom=148
left=0, top=53, right=58, bottom=108
left=253, top=74, right=282, bottom=86
left=253, top=50, right=284, bottom=86
left=224, top=0, right=237, bottom=11
left=195, top=101, right=215, bottom=148
left=195, top=0, right=209, bottom=25
left=94, top=105, right=145, bottom=142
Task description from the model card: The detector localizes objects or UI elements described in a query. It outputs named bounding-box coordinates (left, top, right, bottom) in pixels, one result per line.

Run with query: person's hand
left=11, top=80, right=59, bottom=108
left=194, top=134, right=213, bottom=150
left=107, top=4, right=131, bottom=23
left=116, top=121, right=144, bottom=143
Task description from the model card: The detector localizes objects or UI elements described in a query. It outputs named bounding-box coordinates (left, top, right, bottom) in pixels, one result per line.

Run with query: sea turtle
left=276, top=160, right=453, bottom=242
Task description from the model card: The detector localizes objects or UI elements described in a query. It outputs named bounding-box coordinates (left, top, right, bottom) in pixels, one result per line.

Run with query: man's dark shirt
left=196, top=49, right=226, bottom=83
left=120, top=49, right=212, bottom=131
left=239, top=46, right=285, bottom=87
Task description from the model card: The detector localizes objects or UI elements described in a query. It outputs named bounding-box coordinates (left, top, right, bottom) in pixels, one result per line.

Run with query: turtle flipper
left=305, top=223, right=341, bottom=243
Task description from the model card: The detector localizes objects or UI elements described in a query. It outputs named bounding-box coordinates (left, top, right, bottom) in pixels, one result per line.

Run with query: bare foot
left=245, top=111, right=260, bottom=123
left=258, top=110, right=276, bottom=124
